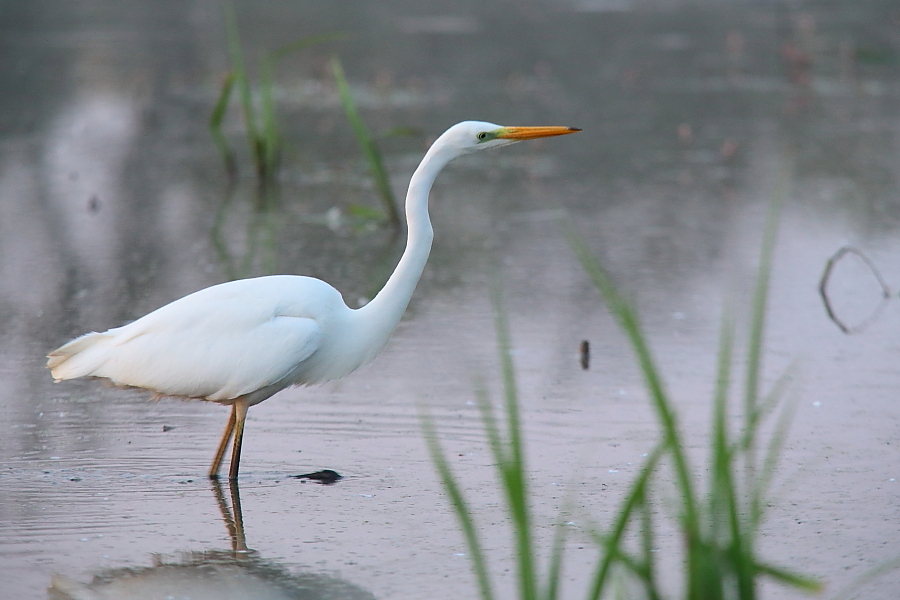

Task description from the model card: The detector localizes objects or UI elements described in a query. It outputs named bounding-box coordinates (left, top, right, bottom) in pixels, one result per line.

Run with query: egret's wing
left=50, top=291, right=324, bottom=401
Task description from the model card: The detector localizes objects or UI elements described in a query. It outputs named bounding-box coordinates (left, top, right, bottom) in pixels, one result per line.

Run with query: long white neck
left=353, top=143, right=457, bottom=351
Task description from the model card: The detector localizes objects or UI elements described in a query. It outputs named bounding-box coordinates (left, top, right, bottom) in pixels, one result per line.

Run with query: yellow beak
left=498, top=126, right=581, bottom=140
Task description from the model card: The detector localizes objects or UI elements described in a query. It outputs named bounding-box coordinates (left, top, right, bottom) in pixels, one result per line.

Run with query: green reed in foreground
left=424, top=164, right=821, bottom=599
left=422, top=273, right=544, bottom=600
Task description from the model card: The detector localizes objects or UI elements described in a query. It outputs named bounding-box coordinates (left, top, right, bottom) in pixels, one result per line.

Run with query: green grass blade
left=269, top=32, right=346, bottom=62
left=486, top=272, right=537, bottom=600
left=331, top=56, right=401, bottom=227
left=753, top=381, right=800, bottom=527
left=831, top=557, right=900, bottom=600
left=209, top=71, right=238, bottom=180
left=223, top=2, right=260, bottom=162
left=712, top=309, right=735, bottom=446
left=744, top=155, right=792, bottom=450
left=257, top=33, right=344, bottom=183
left=747, top=361, right=797, bottom=443
left=754, top=562, right=823, bottom=592
left=475, top=386, right=507, bottom=466
left=638, top=491, right=663, bottom=600
left=421, top=412, right=496, bottom=600
left=543, top=513, right=568, bottom=600
left=739, top=160, right=791, bottom=572
left=585, top=443, right=665, bottom=600
left=709, top=307, right=735, bottom=520
left=707, top=309, right=759, bottom=600
left=488, top=268, right=525, bottom=480
left=589, top=541, right=645, bottom=586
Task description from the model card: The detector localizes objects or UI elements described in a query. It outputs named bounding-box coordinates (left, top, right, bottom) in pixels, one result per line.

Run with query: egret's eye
left=476, top=132, right=489, bottom=141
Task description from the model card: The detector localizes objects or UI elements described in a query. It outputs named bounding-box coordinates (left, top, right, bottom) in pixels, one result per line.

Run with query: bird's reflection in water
left=48, top=480, right=376, bottom=600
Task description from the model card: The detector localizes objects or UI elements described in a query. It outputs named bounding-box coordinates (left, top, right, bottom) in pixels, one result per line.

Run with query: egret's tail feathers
left=47, top=332, right=115, bottom=380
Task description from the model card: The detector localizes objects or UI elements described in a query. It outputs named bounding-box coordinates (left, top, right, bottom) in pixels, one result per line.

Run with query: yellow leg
left=209, top=405, right=236, bottom=479
left=228, top=398, right=250, bottom=480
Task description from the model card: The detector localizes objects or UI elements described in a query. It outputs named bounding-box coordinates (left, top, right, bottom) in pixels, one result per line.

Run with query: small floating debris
left=290, top=469, right=342, bottom=485
left=579, top=340, right=590, bottom=370
left=162, top=425, right=175, bottom=432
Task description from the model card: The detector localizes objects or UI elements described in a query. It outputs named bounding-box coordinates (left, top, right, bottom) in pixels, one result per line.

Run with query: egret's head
left=435, top=121, right=581, bottom=157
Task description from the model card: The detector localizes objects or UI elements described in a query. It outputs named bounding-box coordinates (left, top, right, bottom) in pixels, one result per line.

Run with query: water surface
left=2, top=1, right=900, bottom=598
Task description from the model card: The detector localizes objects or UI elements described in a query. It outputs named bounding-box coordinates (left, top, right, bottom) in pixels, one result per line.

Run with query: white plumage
left=49, top=276, right=337, bottom=399
left=48, top=121, right=580, bottom=479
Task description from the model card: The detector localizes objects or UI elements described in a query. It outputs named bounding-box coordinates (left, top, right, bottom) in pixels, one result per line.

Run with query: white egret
left=47, top=121, right=580, bottom=479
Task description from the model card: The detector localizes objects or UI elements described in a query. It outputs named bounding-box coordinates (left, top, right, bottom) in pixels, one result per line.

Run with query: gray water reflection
left=49, top=481, right=375, bottom=600
left=2, top=1, right=900, bottom=599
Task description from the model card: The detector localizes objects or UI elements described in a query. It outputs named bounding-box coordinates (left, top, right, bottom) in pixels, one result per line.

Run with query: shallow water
left=2, top=1, right=900, bottom=598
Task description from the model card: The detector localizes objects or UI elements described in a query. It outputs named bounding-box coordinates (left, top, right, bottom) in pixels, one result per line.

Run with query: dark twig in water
left=819, top=246, right=891, bottom=334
